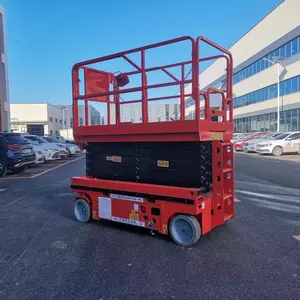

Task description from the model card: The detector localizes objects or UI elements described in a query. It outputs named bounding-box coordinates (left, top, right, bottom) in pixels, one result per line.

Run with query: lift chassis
left=71, top=36, right=234, bottom=246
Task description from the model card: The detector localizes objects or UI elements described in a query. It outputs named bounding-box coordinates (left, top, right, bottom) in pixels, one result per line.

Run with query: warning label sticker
left=157, top=160, right=169, bottom=168
left=112, top=216, right=145, bottom=227
left=110, top=193, right=144, bottom=203
left=106, top=156, right=122, bottom=163
left=129, top=209, right=139, bottom=221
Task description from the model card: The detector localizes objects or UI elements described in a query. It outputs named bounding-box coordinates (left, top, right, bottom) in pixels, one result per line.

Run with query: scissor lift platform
left=71, top=35, right=234, bottom=246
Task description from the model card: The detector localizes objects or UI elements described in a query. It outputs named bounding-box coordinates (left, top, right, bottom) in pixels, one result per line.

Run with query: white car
left=43, top=136, right=81, bottom=156
left=32, top=144, right=46, bottom=164
left=256, top=132, right=300, bottom=156
left=243, top=132, right=282, bottom=153
left=24, top=135, right=64, bottom=160
left=31, top=143, right=61, bottom=163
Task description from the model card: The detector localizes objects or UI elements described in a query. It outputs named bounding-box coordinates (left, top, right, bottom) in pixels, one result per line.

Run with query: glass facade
left=233, top=36, right=300, bottom=85
left=233, top=75, right=300, bottom=108
left=234, top=108, right=300, bottom=133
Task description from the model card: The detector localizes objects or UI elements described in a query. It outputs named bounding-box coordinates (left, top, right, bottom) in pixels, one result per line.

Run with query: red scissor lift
left=71, top=36, right=234, bottom=246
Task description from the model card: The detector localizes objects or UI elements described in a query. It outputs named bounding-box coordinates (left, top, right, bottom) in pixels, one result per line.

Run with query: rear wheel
left=0, top=160, right=7, bottom=177
left=74, top=199, right=92, bottom=223
left=169, top=215, right=201, bottom=247
left=272, top=146, right=283, bottom=156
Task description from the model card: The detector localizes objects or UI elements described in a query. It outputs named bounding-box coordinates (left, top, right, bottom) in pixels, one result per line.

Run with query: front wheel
left=74, top=199, right=92, bottom=223
left=272, top=146, right=283, bottom=156
left=0, top=160, right=7, bottom=177
left=169, top=215, right=201, bottom=247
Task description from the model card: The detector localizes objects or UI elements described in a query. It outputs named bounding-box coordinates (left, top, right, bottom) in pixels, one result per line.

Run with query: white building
left=0, top=6, right=10, bottom=132
left=185, top=0, right=300, bottom=133
left=55, top=104, right=101, bottom=128
left=109, top=103, right=180, bottom=123
left=10, top=103, right=65, bottom=136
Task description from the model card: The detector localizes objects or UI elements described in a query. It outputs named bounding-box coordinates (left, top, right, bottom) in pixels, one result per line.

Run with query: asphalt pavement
left=0, top=154, right=299, bottom=300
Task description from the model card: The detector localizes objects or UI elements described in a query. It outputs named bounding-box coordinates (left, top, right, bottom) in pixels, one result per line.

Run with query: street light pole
left=263, top=57, right=283, bottom=132
left=276, top=62, right=280, bottom=132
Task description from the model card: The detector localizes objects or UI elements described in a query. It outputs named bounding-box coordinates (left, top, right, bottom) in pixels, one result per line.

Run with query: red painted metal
left=84, top=68, right=111, bottom=102
left=161, top=68, right=180, bottom=82
left=180, top=65, right=185, bottom=120
left=72, top=35, right=233, bottom=142
left=72, top=176, right=200, bottom=200
left=71, top=176, right=214, bottom=235
left=71, top=36, right=234, bottom=243
left=122, top=55, right=141, bottom=72
left=141, top=50, right=148, bottom=123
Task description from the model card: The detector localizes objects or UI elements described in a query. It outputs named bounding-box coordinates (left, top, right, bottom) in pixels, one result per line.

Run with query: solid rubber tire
left=74, top=199, right=92, bottom=223
left=169, top=215, right=201, bottom=247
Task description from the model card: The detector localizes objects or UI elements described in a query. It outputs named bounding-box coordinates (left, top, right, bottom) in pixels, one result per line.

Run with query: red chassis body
left=71, top=36, right=234, bottom=246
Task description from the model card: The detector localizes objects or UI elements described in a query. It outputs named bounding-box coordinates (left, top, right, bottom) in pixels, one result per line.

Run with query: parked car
left=43, top=136, right=81, bottom=156
left=243, top=132, right=282, bottom=152
left=23, top=135, right=66, bottom=159
left=234, top=132, right=267, bottom=151
left=65, top=139, right=87, bottom=151
left=55, top=136, right=66, bottom=143
left=256, top=132, right=300, bottom=156
left=0, top=132, right=36, bottom=177
left=32, top=144, right=46, bottom=164
left=233, top=133, right=248, bottom=141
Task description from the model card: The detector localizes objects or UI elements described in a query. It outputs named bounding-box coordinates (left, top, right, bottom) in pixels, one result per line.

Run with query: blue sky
left=2, top=0, right=282, bottom=106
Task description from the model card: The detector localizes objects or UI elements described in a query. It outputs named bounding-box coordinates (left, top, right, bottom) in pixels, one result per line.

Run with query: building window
left=234, top=108, right=300, bottom=133
left=64, top=121, right=66, bottom=125
left=234, top=75, right=300, bottom=109
left=56, top=130, right=59, bottom=136
left=55, top=118, right=58, bottom=123
left=49, top=130, right=53, bottom=136
left=60, top=120, right=62, bottom=124
left=49, top=117, right=53, bottom=122
left=233, top=36, right=300, bottom=85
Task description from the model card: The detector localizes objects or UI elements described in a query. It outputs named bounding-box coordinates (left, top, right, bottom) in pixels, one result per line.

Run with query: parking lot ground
left=236, top=151, right=300, bottom=163
left=0, top=155, right=299, bottom=299
left=0, top=154, right=84, bottom=179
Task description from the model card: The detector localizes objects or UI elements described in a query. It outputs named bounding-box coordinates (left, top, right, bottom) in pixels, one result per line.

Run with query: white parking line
left=31, top=156, right=84, bottom=178
left=0, top=156, right=84, bottom=180
left=0, top=189, right=6, bottom=192
left=234, top=198, right=241, bottom=203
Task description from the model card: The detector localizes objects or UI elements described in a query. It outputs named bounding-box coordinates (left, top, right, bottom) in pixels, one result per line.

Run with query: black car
left=0, top=132, right=36, bottom=177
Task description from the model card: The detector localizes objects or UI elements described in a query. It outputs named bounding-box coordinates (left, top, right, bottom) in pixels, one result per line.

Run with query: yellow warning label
left=112, top=156, right=122, bottom=162
left=106, top=156, right=122, bottom=163
left=163, top=224, right=168, bottom=234
left=129, top=209, right=139, bottom=221
left=129, top=214, right=139, bottom=221
left=212, top=132, right=223, bottom=140
left=157, top=160, right=169, bottom=168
